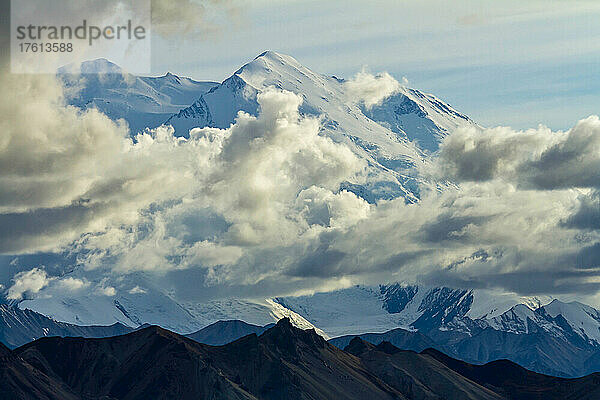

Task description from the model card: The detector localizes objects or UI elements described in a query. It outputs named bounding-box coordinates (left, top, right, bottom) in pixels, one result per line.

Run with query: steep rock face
left=362, top=87, right=474, bottom=153
left=166, top=73, right=260, bottom=132
left=487, top=300, right=600, bottom=346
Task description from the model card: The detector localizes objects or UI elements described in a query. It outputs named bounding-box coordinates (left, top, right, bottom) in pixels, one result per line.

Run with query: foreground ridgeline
left=1, top=318, right=599, bottom=400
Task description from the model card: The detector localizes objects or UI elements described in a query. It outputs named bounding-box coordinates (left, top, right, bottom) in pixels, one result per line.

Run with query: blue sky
left=152, top=0, right=600, bottom=130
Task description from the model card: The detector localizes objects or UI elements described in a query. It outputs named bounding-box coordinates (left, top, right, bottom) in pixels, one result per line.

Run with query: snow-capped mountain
left=165, top=51, right=477, bottom=201
left=13, top=52, right=594, bottom=374
left=485, top=299, right=600, bottom=346
left=362, top=87, right=474, bottom=152
left=272, top=284, right=541, bottom=337
left=0, top=304, right=132, bottom=348
left=64, top=52, right=474, bottom=203
left=17, top=270, right=324, bottom=335
left=59, top=58, right=217, bottom=135
left=273, top=283, right=600, bottom=352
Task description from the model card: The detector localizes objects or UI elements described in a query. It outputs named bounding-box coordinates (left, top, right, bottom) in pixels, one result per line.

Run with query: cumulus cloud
left=95, top=279, right=117, bottom=296
left=7, top=268, right=53, bottom=300
left=57, top=277, right=90, bottom=291
left=0, top=69, right=202, bottom=254
left=3, top=53, right=600, bottom=304
left=129, top=286, right=147, bottom=294
left=434, top=115, right=600, bottom=190
left=344, top=69, right=401, bottom=109
left=65, top=88, right=365, bottom=279
left=97, top=286, right=117, bottom=296
left=6, top=268, right=93, bottom=300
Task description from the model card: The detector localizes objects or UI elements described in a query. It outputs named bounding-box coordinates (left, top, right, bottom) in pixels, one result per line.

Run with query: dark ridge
left=329, top=326, right=437, bottom=353
left=344, top=336, right=375, bottom=356
left=3, top=320, right=600, bottom=399
left=11, top=319, right=403, bottom=400
left=375, top=341, right=403, bottom=355
left=421, top=347, right=600, bottom=400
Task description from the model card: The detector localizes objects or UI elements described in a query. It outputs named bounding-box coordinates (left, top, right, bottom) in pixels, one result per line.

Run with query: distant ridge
left=0, top=304, right=133, bottom=349
left=186, top=319, right=274, bottom=345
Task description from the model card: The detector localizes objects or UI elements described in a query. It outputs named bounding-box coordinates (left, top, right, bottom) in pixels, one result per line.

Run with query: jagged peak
left=274, top=316, right=294, bottom=331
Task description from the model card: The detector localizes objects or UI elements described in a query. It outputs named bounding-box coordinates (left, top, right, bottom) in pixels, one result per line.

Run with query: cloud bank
left=435, top=116, right=600, bottom=190
left=2, top=66, right=600, bottom=304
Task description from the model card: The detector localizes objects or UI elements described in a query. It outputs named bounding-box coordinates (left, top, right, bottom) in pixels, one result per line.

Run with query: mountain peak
left=260, top=317, right=327, bottom=350
left=254, top=50, right=281, bottom=60
left=344, top=337, right=375, bottom=355
left=253, top=50, right=294, bottom=63
left=276, top=316, right=293, bottom=327
left=375, top=341, right=402, bottom=355
left=233, top=50, right=306, bottom=86
left=134, top=324, right=183, bottom=341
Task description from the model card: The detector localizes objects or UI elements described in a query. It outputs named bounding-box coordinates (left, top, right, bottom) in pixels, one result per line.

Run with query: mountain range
left=3, top=318, right=600, bottom=400
left=21, top=51, right=476, bottom=333
left=3, top=51, right=599, bottom=382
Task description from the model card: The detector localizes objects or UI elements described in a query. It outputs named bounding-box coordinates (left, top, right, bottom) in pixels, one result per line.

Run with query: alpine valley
left=3, top=51, right=600, bottom=384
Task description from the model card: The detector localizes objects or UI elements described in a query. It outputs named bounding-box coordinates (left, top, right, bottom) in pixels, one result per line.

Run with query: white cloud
left=57, top=277, right=90, bottom=291
left=98, top=286, right=117, bottom=296
left=71, top=87, right=365, bottom=277
left=129, top=286, right=147, bottom=294
left=7, top=268, right=53, bottom=300
left=0, top=69, right=201, bottom=254
left=3, top=56, right=600, bottom=303
left=433, top=116, right=600, bottom=190
left=95, top=279, right=117, bottom=296
left=6, top=269, right=93, bottom=300
left=344, top=69, right=401, bottom=109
